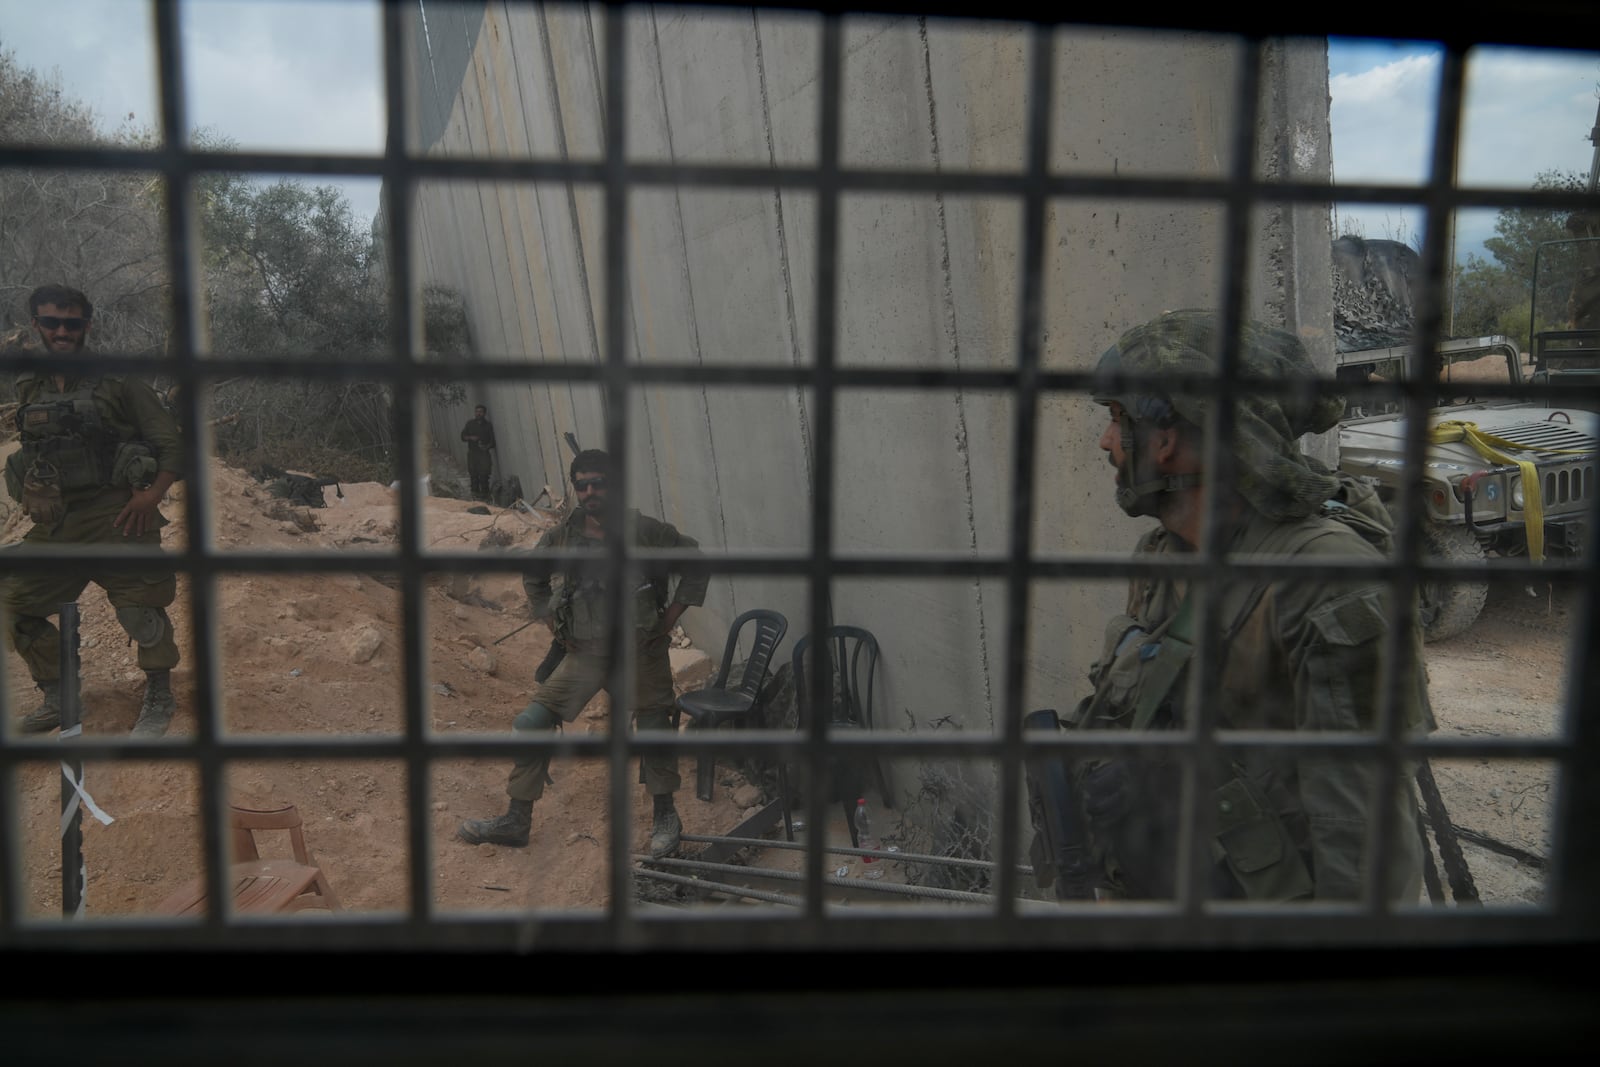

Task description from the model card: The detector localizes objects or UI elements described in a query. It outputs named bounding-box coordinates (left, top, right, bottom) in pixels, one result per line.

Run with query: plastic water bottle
left=855, top=797, right=884, bottom=880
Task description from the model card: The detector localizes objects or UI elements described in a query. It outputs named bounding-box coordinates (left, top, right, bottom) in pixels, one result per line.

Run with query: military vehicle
left=1528, top=235, right=1600, bottom=403
left=1336, top=335, right=1599, bottom=642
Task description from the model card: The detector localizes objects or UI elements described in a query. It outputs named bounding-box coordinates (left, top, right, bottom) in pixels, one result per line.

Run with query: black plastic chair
left=674, top=608, right=788, bottom=801
left=782, top=625, right=893, bottom=842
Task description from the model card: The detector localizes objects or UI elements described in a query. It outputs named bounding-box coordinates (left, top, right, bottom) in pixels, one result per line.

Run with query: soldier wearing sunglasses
left=3, top=284, right=185, bottom=738
left=459, top=448, right=708, bottom=859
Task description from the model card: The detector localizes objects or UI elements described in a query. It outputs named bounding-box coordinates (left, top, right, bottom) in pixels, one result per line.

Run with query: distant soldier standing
left=3, top=284, right=184, bottom=738
left=460, top=404, right=496, bottom=500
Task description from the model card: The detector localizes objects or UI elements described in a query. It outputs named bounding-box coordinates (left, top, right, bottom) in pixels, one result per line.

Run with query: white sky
left=0, top=0, right=385, bottom=222
left=1, top=4, right=1596, bottom=264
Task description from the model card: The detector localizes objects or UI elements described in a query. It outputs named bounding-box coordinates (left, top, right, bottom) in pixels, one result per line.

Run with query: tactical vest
left=5, top=377, right=158, bottom=504
left=552, top=574, right=667, bottom=644
left=17, top=378, right=114, bottom=488
left=1072, top=474, right=1397, bottom=901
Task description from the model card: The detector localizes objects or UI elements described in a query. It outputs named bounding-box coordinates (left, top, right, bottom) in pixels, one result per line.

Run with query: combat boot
left=458, top=798, right=533, bottom=847
left=649, top=805, right=682, bottom=859
left=131, top=670, right=175, bottom=738
left=16, top=681, right=62, bottom=734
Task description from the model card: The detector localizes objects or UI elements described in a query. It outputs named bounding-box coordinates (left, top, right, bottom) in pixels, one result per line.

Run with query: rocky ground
left=0, top=449, right=1572, bottom=919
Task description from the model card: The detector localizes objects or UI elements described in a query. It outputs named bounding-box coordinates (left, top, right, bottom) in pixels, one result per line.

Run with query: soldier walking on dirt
left=458, top=448, right=708, bottom=858
left=3, top=284, right=184, bottom=738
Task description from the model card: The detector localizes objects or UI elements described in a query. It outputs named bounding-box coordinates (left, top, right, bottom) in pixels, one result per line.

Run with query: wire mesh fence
left=0, top=1, right=1596, bottom=951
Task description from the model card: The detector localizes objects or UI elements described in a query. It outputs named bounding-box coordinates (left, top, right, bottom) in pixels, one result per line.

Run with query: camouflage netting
left=1331, top=235, right=1418, bottom=352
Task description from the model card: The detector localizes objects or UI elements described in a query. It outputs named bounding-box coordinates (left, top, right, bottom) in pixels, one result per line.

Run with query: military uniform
left=1057, top=309, right=1429, bottom=904
left=3, top=373, right=184, bottom=686
left=460, top=415, right=495, bottom=498
left=1075, top=493, right=1428, bottom=902
left=504, top=507, right=708, bottom=803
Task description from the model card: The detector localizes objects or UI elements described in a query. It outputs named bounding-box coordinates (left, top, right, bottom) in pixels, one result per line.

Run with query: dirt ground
left=1, top=455, right=745, bottom=918
left=0, top=451, right=1572, bottom=918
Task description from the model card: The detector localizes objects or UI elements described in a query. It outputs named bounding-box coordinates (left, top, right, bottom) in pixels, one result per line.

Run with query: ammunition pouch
left=1083, top=755, right=1181, bottom=899
left=4, top=447, right=25, bottom=501
left=19, top=460, right=66, bottom=526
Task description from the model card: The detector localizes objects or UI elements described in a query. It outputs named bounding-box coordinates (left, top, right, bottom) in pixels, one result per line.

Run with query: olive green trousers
left=1, top=490, right=178, bottom=683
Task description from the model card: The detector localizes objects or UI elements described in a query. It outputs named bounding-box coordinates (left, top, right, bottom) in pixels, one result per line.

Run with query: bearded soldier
left=4, top=285, right=184, bottom=738
left=1041, top=309, right=1428, bottom=903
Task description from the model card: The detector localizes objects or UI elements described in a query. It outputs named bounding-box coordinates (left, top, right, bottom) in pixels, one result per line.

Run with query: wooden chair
left=155, top=803, right=341, bottom=916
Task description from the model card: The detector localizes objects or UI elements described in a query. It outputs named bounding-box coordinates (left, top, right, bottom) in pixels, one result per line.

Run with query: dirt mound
left=4, top=457, right=748, bottom=918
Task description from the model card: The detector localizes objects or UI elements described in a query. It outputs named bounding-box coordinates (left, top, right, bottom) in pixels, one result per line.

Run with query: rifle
left=1023, top=708, right=1102, bottom=900
left=505, top=431, right=586, bottom=681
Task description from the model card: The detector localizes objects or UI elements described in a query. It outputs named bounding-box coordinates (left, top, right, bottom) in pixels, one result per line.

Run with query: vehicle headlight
left=1510, top=475, right=1524, bottom=509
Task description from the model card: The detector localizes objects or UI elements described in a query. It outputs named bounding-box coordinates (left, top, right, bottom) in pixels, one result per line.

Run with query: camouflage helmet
left=1094, top=309, right=1347, bottom=522
left=1093, top=309, right=1344, bottom=438
left=1090, top=343, right=1177, bottom=426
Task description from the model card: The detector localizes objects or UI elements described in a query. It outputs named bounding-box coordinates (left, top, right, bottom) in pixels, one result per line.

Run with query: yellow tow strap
left=1428, top=419, right=1588, bottom=563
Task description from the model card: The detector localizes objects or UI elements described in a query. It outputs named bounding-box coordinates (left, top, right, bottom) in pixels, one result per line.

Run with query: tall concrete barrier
left=403, top=3, right=1335, bottom=856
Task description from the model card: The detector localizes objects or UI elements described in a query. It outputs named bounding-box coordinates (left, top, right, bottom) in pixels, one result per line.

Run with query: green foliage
left=421, top=284, right=471, bottom=408
left=1449, top=169, right=1587, bottom=349
left=200, top=174, right=387, bottom=360
left=0, top=49, right=169, bottom=357
left=1, top=46, right=478, bottom=482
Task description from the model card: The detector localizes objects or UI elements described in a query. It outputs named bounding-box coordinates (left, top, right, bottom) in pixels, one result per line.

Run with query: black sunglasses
left=572, top=476, right=606, bottom=492
left=36, top=315, right=88, bottom=332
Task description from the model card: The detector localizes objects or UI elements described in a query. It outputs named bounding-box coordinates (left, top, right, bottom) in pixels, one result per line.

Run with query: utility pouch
left=632, top=579, right=663, bottom=632
left=111, top=441, right=159, bottom=489
left=1089, top=615, right=1191, bottom=732
left=563, top=580, right=607, bottom=642
left=21, top=460, right=66, bottom=526
left=1209, top=772, right=1315, bottom=901
left=1086, top=614, right=1148, bottom=727
left=4, top=447, right=24, bottom=501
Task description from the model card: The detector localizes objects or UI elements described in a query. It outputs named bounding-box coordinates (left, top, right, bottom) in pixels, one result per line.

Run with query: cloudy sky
left=1, top=2, right=1596, bottom=261
left=1329, top=39, right=1599, bottom=258
left=0, top=0, right=386, bottom=220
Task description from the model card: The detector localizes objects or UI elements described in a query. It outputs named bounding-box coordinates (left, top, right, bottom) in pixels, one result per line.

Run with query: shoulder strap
left=1131, top=595, right=1195, bottom=731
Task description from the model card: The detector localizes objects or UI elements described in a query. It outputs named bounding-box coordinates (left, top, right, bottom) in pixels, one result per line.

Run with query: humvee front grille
left=1546, top=465, right=1594, bottom=511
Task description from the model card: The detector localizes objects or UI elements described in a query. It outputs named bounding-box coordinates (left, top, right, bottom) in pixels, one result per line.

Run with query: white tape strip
left=60, top=723, right=83, bottom=740
left=59, top=762, right=114, bottom=836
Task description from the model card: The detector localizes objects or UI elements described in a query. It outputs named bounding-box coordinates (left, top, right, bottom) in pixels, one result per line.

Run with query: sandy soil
left=1, top=452, right=1570, bottom=918
left=1, top=457, right=742, bottom=919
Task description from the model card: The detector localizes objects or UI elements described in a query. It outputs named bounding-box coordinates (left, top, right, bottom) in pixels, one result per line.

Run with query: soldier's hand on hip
left=114, top=485, right=165, bottom=537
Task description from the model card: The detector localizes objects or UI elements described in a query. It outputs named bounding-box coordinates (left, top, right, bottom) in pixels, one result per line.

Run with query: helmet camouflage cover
left=1094, top=309, right=1347, bottom=521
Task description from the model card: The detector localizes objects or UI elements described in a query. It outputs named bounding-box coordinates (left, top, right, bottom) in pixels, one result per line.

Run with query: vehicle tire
left=1417, top=523, right=1489, bottom=643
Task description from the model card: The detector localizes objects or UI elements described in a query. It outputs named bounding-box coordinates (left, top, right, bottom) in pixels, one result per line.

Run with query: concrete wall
left=404, top=5, right=1335, bottom=812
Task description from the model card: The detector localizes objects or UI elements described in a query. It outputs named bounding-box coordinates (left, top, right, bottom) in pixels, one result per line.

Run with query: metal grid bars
left=0, top=0, right=1597, bottom=953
